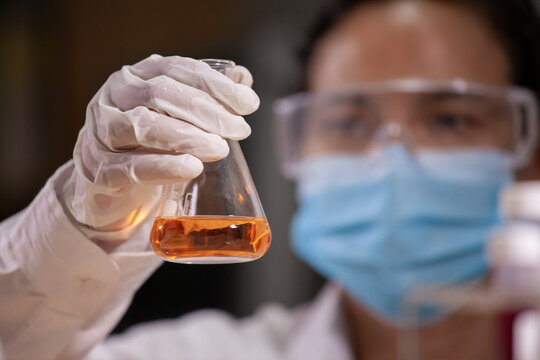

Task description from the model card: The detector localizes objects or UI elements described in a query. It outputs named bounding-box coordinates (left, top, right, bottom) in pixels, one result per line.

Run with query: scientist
left=2, top=0, right=540, bottom=359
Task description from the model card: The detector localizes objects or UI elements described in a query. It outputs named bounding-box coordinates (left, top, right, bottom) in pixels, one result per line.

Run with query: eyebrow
left=321, top=93, right=375, bottom=107
left=415, top=92, right=488, bottom=105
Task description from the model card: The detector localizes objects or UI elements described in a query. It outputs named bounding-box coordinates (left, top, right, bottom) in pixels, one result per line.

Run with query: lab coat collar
left=285, top=283, right=354, bottom=360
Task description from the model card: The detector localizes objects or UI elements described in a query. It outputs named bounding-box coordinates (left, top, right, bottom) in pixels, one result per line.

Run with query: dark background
left=0, top=0, right=327, bottom=332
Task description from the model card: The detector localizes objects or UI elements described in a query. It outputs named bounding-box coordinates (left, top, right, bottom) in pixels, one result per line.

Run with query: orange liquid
left=150, top=216, right=271, bottom=263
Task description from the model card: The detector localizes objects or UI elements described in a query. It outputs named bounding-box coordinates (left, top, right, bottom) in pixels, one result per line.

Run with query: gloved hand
left=61, top=54, right=259, bottom=241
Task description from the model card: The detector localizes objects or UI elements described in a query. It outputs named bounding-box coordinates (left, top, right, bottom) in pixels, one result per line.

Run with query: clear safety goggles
left=273, top=79, right=538, bottom=179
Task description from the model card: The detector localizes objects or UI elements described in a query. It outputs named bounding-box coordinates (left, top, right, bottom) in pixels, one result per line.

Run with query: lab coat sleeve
left=84, top=303, right=301, bottom=360
left=0, top=161, right=163, bottom=360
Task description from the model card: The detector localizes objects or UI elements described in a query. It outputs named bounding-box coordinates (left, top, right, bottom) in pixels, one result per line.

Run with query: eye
left=332, top=117, right=368, bottom=132
left=324, top=110, right=378, bottom=135
left=426, top=113, right=480, bottom=132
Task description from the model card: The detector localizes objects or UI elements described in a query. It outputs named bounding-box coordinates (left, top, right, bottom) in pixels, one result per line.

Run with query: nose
left=374, top=122, right=415, bottom=151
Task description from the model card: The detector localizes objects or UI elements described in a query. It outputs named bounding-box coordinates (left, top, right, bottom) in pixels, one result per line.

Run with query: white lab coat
left=0, top=162, right=354, bottom=360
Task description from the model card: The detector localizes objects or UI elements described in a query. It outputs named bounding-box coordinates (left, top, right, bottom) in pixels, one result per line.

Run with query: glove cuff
left=60, top=168, right=160, bottom=242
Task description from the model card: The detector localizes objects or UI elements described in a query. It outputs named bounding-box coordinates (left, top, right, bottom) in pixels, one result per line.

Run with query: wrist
left=57, top=166, right=159, bottom=243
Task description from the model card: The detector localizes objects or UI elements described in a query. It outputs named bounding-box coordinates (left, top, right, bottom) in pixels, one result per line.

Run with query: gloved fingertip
left=222, top=65, right=260, bottom=115
left=234, top=87, right=260, bottom=115
left=228, top=122, right=252, bottom=141
left=132, top=154, right=204, bottom=185
left=242, top=122, right=252, bottom=139
left=225, top=66, right=254, bottom=87
left=183, top=156, right=204, bottom=178
left=246, top=90, right=261, bottom=113
left=198, top=136, right=230, bottom=161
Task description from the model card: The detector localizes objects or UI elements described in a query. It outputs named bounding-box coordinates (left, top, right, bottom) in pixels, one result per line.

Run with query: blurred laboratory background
left=0, top=0, right=329, bottom=332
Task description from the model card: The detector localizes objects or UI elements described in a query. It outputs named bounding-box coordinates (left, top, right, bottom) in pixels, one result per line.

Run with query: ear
left=516, top=145, right=540, bottom=180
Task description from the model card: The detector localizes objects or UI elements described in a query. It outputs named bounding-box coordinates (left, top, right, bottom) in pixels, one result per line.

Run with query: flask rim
left=200, top=59, right=235, bottom=71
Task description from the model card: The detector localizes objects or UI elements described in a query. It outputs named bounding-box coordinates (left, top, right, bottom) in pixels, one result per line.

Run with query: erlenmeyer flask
left=150, top=59, right=271, bottom=264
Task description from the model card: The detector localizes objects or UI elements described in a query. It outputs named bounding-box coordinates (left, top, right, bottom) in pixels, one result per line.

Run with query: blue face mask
left=292, top=145, right=512, bottom=324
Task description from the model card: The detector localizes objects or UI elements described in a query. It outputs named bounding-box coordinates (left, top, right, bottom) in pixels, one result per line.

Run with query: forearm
left=0, top=162, right=162, bottom=360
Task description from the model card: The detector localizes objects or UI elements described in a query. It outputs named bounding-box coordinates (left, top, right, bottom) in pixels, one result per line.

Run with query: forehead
left=308, top=0, right=511, bottom=91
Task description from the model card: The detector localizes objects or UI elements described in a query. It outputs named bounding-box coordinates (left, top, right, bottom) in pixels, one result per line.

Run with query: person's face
left=307, top=0, right=540, bottom=179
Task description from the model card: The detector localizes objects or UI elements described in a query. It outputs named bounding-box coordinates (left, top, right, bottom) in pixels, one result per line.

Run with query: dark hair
left=301, top=0, right=540, bottom=95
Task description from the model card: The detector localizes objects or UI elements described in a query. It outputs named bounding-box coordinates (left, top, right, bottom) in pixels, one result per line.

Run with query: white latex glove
left=62, top=54, right=259, bottom=241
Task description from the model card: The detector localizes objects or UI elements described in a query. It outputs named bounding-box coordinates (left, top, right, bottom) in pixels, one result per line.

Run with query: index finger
left=129, top=55, right=260, bottom=116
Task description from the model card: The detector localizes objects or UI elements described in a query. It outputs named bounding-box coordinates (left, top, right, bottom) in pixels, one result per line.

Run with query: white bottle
left=490, top=182, right=540, bottom=360
left=399, top=182, right=540, bottom=360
